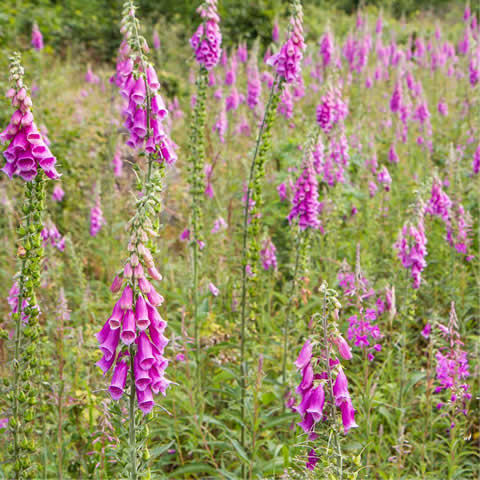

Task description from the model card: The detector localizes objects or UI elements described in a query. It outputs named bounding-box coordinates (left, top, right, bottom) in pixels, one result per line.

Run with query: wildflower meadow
left=0, top=0, right=479, bottom=478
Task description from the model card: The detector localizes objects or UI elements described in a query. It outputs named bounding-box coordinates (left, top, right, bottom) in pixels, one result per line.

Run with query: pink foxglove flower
left=1, top=55, right=60, bottom=181
left=211, top=216, right=227, bottom=234
left=208, top=282, right=219, bottom=296
left=90, top=195, right=106, bottom=237
left=31, top=23, right=44, bottom=51
left=52, top=184, right=64, bottom=202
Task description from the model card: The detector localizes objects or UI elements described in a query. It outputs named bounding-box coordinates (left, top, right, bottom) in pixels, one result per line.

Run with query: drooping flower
left=209, top=282, right=219, bottom=296
left=153, top=30, right=160, bottom=50
left=52, top=184, right=64, bottom=202
left=190, top=0, right=222, bottom=70
left=112, top=149, right=123, bottom=177
left=473, top=144, right=480, bottom=174
left=425, top=179, right=452, bottom=223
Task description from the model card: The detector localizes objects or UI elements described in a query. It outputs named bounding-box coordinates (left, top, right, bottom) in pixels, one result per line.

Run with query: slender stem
left=281, top=230, right=302, bottom=398
left=128, top=344, right=137, bottom=480
left=239, top=75, right=279, bottom=472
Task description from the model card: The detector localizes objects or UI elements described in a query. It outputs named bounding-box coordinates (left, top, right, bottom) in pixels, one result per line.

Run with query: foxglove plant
left=95, top=3, right=174, bottom=478
left=90, top=194, right=106, bottom=237
left=2, top=53, right=53, bottom=480
left=281, top=128, right=321, bottom=396
left=187, top=0, right=222, bottom=379
left=31, top=23, right=44, bottom=51
left=238, top=0, right=305, bottom=467
left=293, top=284, right=357, bottom=474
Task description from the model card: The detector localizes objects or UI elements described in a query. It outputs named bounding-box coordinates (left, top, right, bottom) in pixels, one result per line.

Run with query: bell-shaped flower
left=108, top=360, right=129, bottom=400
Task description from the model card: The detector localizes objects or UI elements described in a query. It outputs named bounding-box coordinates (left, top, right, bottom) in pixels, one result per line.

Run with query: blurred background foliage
left=0, top=0, right=474, bottom=62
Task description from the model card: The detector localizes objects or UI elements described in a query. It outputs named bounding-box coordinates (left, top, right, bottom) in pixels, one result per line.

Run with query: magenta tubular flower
left=109, top=360, right=129, bottom=400
left=120, top=310, right=137, bottom=345
left=136, top=387, right=154, bottom=414
left=211, top=216, right=227, bottom=234
left=266, top=0, right=306, bottom=84
left=278, top=86, right=293, bottom=119
left=31, top=23, right=44, bottom=51
left=288, top=162, right=321, bottom=230
left=213, top=105, right=227, bottom=143
left=339, top=397, right=358, bottom=433
left=295, top=339, right=312, bottom=370
left=332, top=335, right=352, bottom=360
left=272, top=22, right=280, bottom=43
left=388, top=144, right=399, bottom=164
left=190, top=0, right=222, bottom=70
left=99, top=327, right=120, bottom=361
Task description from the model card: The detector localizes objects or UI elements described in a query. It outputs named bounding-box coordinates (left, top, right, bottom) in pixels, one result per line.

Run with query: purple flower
left=425, top=179, right=452, bottom=223
left=109, top=360, right=129, bottom=400
left=112, top=149, right=123, bottom=177
left=421, top=323, right=432, bottom=339
left=209, top=282, right=219, bottom=296
left=153, top=30, right=160, bottom=50
left=211, top=216, right=227, bottom=234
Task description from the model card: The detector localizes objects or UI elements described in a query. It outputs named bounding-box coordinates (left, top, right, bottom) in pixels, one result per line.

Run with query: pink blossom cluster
left=260, top=237, right=277, bottom=271
left=347, top=310, right=383, bottom=361
left=41, top=220, right=65, bottom=251
left=31, top=23, right=44, bottom=51
left=190, top=0, right=222, bottom=70
left=293, top=338, right=357, bottom=470
left=90, top=196, right=106, bottom=237
left=394, top=217, right=428, bottom=289
left=111, top=40, right=175, bottom=163
left=96, top=238, right=170, bottom=414
left=287, top=161, right=321, bottom=230
left=266, top=1, right=306, bottom=84
left=1, top=84, right=60, bottom=181
left=434, top=305, right=471, bottom=417
left=316, top=86, right=349, bottom=134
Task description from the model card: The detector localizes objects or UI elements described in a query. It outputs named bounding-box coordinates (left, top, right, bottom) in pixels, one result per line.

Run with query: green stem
left=128, top=344, right=137, bottom=480
left=281, top=230, right=302, bottom=398
left=239, top=75, right=280, bottom=475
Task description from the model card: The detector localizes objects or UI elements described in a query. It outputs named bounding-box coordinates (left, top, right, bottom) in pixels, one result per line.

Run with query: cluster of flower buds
left=1, top=53, right=60, bottom=181
left=111, top=4, right=175, bottom=163
left=31, top=23, right=44, bottom=51
left=260, top=236, right=277, bottom=271
left=96, top=173, right=170, bottom=414
left=395, top=213, right=428, bottom=289
left=190, top=0, right=222, bottom=70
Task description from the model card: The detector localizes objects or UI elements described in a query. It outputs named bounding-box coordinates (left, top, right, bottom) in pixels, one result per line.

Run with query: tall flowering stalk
left=281, top=127, right=321, bottom=393
left=188, top=0, right=222, bottom=383
left=2, top=54, right=53, bottom=479
left=95, top=3, right=174, bottom=478
left=238, top=0, right=305, bottom=464
left=292, top=284, right=358, bottom=474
